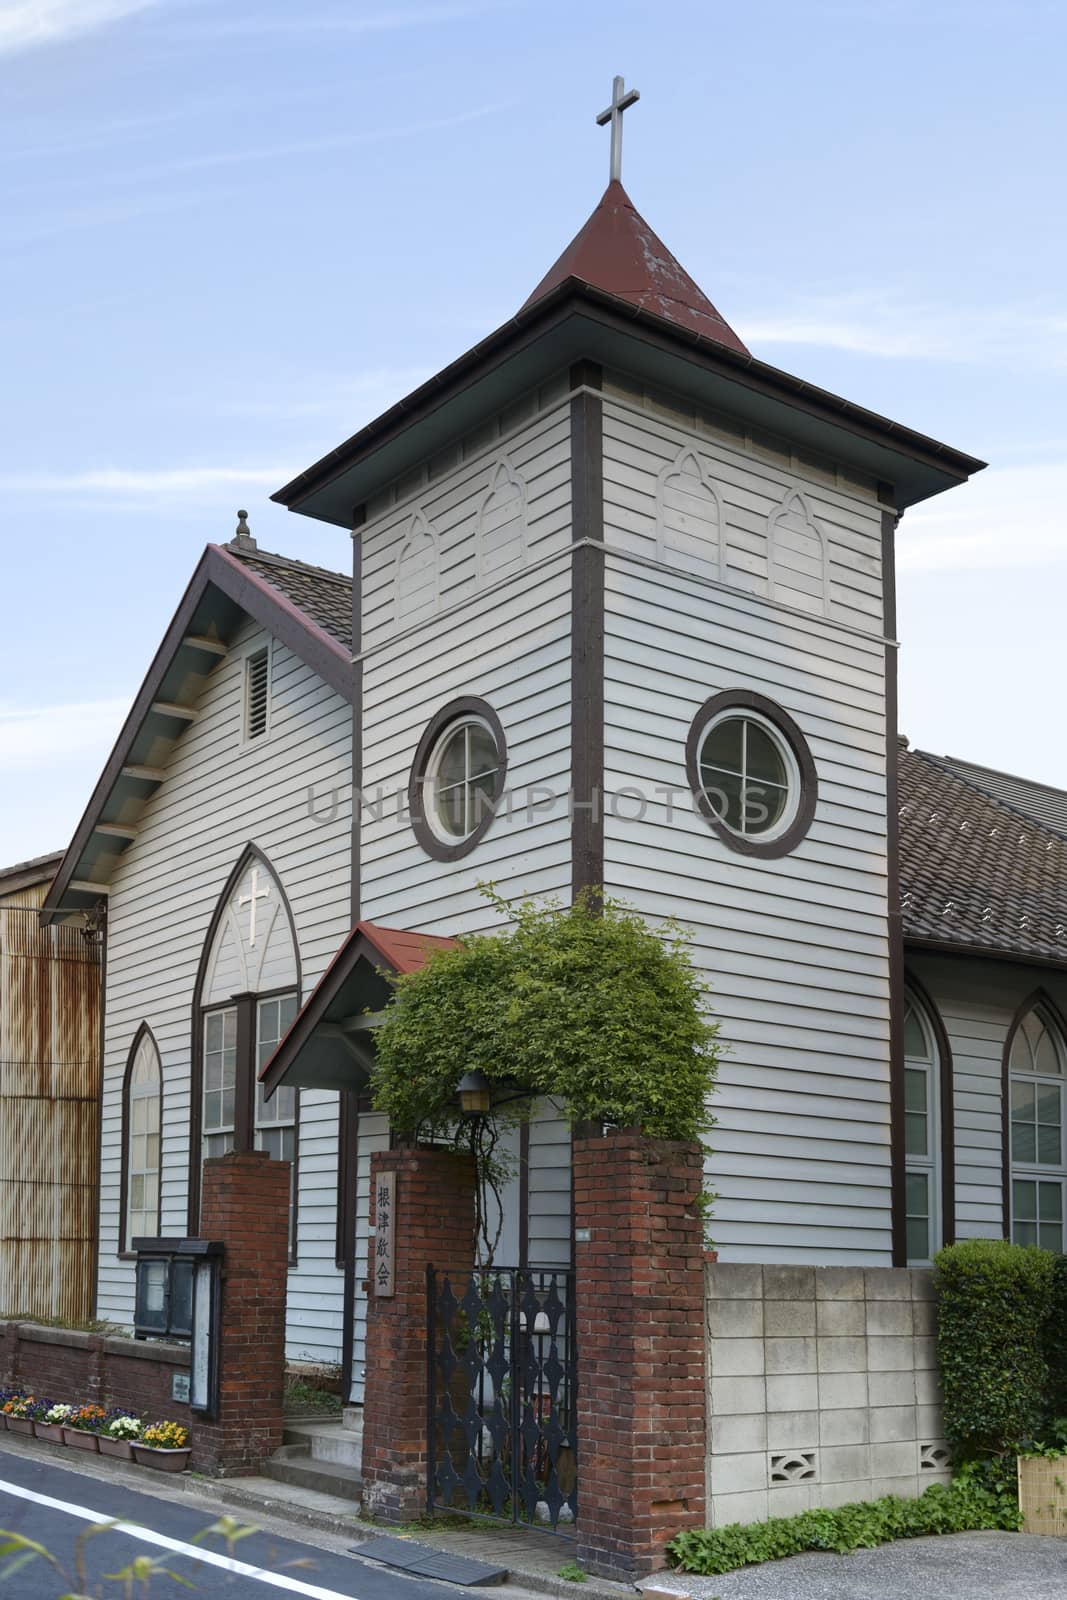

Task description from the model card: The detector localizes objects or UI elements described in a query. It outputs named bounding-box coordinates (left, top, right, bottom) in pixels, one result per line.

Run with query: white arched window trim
left=475, top=457, right=528, bottom=584
left=766, top=487, right=832, bottom=616
left=123, top=1027, right=162, bottom=1251
left=393, top=510, right=441, bottom=630
left=903, top=992, right=942, bottom=1265
left=654, top=447, right=727, bottom=584
left=1009, top=1002, right=1067, bottom=1252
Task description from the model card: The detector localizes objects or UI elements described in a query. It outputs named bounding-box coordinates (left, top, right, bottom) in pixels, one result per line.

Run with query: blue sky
left=1, top=0, right=1064, bottom=864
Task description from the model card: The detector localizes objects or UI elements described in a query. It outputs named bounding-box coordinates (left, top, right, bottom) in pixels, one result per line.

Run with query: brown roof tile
left=900, top=742, right=1067, bottom=965
left=227, top=543, right=352, bottom=649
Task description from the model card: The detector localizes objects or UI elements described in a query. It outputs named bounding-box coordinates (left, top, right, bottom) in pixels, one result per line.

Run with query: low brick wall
left=705, top=1264, right=950, bottom=1527
left=0, top=1321, right=194, bottom=1445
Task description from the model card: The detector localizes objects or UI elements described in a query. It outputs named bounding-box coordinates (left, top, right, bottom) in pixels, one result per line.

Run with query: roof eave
left=41, top=546, right=354, bottom=926
left=904, top=933, right=1067, bottom=974
left=273, top=278, right=985, bottom=525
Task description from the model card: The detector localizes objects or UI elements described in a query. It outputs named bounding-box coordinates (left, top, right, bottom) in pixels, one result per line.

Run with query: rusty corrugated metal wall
left=0, top=883, right=100, bottom=1321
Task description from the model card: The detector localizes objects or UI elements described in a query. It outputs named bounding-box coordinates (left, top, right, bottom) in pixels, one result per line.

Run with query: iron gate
left=426, top=1265, right=577, bottom=1530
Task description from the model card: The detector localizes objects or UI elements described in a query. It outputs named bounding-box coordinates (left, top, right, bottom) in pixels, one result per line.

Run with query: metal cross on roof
left=596, top=74, right=639, bottom=184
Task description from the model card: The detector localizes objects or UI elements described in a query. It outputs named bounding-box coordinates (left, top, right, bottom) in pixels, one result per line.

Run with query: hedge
left=935, top=1237, right=1055, bottom=1455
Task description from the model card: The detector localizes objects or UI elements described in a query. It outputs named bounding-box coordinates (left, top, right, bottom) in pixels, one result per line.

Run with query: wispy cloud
left=744, top=292, right=1067, bottom=370
left=0, top=464, right=284, bottom=497
left=898, top=461, right=1067, bottom=572
left=0, top=0, right=157, bottom=55
left=160, top=3, right=500, bottom=41
left=0, top=697, right=128, bottom=768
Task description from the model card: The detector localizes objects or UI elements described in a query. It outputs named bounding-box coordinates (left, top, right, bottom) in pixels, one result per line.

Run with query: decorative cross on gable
left=237, top=865, right=271, bottom=948
left=596, top=74, right=640, bottom=184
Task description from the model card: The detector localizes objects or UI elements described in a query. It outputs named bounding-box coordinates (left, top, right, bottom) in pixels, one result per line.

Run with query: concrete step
left=282, top=1420, right=362, bottom=1471
left=264, top=1443, right=362, bottom=1503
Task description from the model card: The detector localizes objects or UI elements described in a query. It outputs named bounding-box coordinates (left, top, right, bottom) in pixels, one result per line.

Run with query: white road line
left=0, top=1475, right=373, bottom=1600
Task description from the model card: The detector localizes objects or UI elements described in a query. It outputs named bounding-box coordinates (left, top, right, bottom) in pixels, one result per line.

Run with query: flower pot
left=98, top=1436, right=135, bottom=1461
left=33, top=1422, right=66, bottom=1444
left=131, top=1445, right=191, bottom=1473
left=7, top=1417, right=33, bottom=1436
left=62, top=1428, right=99, bottom=1453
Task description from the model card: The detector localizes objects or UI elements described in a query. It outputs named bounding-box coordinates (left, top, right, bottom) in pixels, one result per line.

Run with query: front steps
left=264, top=1414, right=362, bottom=1503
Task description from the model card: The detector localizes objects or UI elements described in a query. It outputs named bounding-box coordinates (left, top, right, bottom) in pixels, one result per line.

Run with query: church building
left=42, top=83, right=1067, bottom=1534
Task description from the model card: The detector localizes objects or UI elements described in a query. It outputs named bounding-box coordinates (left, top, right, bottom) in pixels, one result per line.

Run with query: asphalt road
left=0, top=1446, right=463, bottom=1600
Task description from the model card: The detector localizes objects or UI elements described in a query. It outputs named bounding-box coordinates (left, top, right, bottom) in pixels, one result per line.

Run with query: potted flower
left=62, top=1403, right=106, bottom=1453
left=98, top=1412, right=142, bottom=1461
left=35, top=1402, right=72, bottom=1444
left=132, top=1419, right=191, bottom=1473
left=2, top=1396, right=35, bottom=1436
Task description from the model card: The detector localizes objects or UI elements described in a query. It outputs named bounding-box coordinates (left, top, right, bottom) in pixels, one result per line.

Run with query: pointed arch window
left=1009, top=1003, right=1067, bottom=1251
left=122, top=1028, right=162, bottom=1252
left=477, top=459, right=527, bottom=583
left=395, top=511, right=440, bottom=628
left=190, top=849, right=301, bottom=1256
left=903, top=995, right=942, bottom=1264
left=655, top=448, right=726, bottom=583
left=767, top=489, right=831, bottom=616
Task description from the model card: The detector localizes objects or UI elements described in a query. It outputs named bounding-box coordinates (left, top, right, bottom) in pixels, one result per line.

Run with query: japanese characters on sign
left=374, top=1170, right=396, bottom=1297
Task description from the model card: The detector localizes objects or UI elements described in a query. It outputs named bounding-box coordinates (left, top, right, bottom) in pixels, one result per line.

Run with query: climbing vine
left=371, top=888, right=721, bottom=1257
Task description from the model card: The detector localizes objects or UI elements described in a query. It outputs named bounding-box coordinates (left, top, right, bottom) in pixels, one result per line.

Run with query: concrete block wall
left=705, top=1263, right=951, bottom=1527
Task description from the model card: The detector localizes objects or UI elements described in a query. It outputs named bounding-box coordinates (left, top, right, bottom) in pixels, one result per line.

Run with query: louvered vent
left=245, top=647, right=270, bottom=740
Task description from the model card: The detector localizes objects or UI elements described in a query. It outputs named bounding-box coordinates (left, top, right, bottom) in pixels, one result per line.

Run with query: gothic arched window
left=189, top=847, right=301, bottom=1255
left=903, top=994, right=942, bottom=1264
left=767, top=488, right=831, bottom=615
left=655, top=448, right=725, bottom=583
left=121, top=1026, right=162, bottom=1252
left=1008, top=1001, right=1067, bottom=1251
left=476, top=460, right=527, bottom=583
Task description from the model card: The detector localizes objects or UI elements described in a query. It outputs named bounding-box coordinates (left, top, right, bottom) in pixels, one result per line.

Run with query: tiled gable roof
left=227, top=544, right=353, bottom=649
left=933, top=755, right=1067, bottom=840
left=899, top=741, right=1067, bottom=965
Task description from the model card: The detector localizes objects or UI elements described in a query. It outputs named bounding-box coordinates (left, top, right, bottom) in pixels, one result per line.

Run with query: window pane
left=1039, top=1223, right=1062, bottom=1251
left=904, top=1111, right=928, bottom=1158
left=906, top=1215, right=930, bottom=1262
left=1036, top=1027, right=1062, bottom=1077
left=1012, top=1080, right=1035, bottom=1117
left=905, top=1170, right=929, bottom=1216
left=903, top=1007, right=927, bottom=1059
left=1013, top=1121, right=1037, bottom=1164
left=435, top=782, right=466, bottom=837
left=280, top=994, right=298, bottom=1033
left=206, top=1012, right=223, bottom=1051
left=701, top=767, right=744, bottom=833
left=435, top=727, right=468, bottom=788
left=1038, top=1123, right=1062, bottom=1166
left=701, top=718, right=743, bottom=776
left=130, top=1175, right=144, bottom=1209
left=468, top=726, right=498, bottom=781
left=469, top=770, right=498, bottom=827
left=1015, top=1220, right=1038, bottom=1247
left=1014, top=1179, right=1038, bottom=1223
left=742, top=780, right=788, bottom=836
left=1039, top=1183, right=1063, bottom=1222
left=223, top=1009, right=237, bottom=1049
left=904, top=1067, right=928, bottom=1114
left=744, top=720, right=787, bottom=787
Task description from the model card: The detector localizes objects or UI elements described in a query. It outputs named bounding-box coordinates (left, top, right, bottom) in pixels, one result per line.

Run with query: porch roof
left=258, top=920, right=456, bottom=1098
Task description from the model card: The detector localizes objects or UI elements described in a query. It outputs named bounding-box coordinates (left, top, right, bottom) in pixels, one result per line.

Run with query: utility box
left=133, top=1237, right=223, bottom=1417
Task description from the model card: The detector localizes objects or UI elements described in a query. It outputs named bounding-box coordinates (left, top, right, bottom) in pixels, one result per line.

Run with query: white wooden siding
left=907, top=954, right=1067, bottom=1243
left=599, top=381, right=891, bottom=1262
left=97, top=621, right=352, bottom=1363
left=526, top=1100, right=572, bottom=1268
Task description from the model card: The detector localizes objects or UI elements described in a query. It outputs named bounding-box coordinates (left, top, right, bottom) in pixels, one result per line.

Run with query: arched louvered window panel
left=767, top=488, right=831, bottom=616
left=477, top=460, right=527, bottom=583
left=395, top=511, right=440, bottom=628
left=655, top=449, right=725, bottom=583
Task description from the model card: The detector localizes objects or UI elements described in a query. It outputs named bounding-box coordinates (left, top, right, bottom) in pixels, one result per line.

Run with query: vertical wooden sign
left=374, top=1171, right=396, bottom=1297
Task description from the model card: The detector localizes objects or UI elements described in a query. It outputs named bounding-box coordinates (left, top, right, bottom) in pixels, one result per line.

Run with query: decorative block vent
left=920, top=1443, right=951, bottom=1472
left=769, top=1451, right=817, bottom=1484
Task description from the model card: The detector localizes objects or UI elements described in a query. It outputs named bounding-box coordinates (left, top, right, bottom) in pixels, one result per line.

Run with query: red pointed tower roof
left=521, top=180, right=749, bottom=356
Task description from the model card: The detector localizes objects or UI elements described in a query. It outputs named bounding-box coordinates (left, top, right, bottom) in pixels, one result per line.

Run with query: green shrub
left=667, top=1466, right=1020, bottom=1577
left=1044, top=1253, right=1067, bottom=1424
left=934, top=1237, right=1055, bottom=1455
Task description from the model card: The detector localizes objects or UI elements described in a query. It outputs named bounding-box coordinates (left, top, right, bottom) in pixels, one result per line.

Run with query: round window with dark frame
left=685, top=691, right=817, bottom=859
left=409, top=697, right=507, bottom=861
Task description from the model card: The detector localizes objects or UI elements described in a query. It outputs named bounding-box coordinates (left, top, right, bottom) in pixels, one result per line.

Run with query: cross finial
left=596, top=74, right=639, bottom=184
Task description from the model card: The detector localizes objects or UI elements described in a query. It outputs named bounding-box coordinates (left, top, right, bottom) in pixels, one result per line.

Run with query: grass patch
left=283, top=1377, right=342, bottom=1417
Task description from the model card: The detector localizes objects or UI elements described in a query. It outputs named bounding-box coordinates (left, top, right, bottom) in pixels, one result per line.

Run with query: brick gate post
left=573, top=1129, right=707, bottom=1581
left=360, top=1145, right=477, bottom=1522
left=193, top=1149, right=289, bottom=1475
